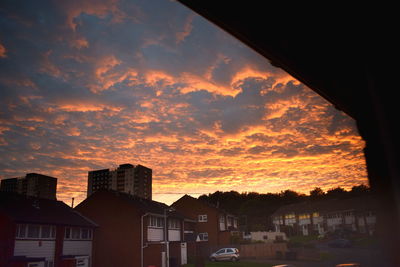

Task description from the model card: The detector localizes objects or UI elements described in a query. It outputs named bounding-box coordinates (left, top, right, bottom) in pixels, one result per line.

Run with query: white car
left=209, top=248, right=240, bottom=262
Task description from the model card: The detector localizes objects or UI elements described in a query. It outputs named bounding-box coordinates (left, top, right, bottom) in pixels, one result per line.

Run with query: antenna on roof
left=71, top=197, right=75, bottom=208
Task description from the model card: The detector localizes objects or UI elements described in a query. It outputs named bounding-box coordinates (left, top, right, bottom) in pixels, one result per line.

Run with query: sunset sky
left=0, top=0, right=368, bottom=205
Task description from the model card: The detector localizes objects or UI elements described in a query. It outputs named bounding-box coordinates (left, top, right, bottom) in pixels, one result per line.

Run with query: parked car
left=209, top=248, right=240, bottom=262
left=328, top=238, right=352, bottom=248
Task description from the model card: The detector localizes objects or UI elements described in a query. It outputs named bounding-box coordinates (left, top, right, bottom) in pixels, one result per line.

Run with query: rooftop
left=0, top=192, right=96, bottom=227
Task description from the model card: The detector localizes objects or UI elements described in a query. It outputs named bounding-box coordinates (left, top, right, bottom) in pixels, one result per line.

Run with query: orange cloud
left=90, top=56, right=139, bottom=93
left=71, top=38, right=89, bottom=49
left=62, top=0, right=125, bottom=31
left=57, top=102, right=122, bottom=112
left=0, top=42, right=6, bottom=58
left=176, top=14, right=195, bottom=44
left=39, top=50, right=62, bottom=78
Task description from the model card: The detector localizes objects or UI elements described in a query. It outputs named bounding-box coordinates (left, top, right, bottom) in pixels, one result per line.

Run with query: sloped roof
left=173, top=194, right=238, bottom=217
left=0, top=192, right=96, bottom=227
left=272, top=196, right=378, bottom=216
left=82, top=190, right=186, bottom=219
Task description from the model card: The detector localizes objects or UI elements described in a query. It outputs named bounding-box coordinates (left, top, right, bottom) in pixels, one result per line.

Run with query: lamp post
left=164, top=207, right=175, bottom=267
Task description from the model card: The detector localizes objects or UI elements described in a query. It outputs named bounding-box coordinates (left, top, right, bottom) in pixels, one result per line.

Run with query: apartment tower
left=87, top=164, right=152, bottom=199
left=0, top=173, right=57, bottom=199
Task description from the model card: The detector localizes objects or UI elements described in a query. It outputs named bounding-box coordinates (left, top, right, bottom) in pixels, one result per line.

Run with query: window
left=284, top=213, right=295, bottom=219
left=65, top=227, right=92, bottom=240
left=41, top=225, right=51, bottom=238
left=198, top=214, right=207, bottom=222
left=81, top=228, right=89, bottom=239
left=16, top=224, right=26, bottom=238
left=76, top=259, right=86, bottom=266
left=17, top=224, right=55, bottom=239
left=72, top=228, right=80, bottom=239
left=51, top=227, right=56, bottom=238
left=216, top=249, right=225, bottom=254
left=299, top=213, right=310, bottom=219
left=226, top=248, right=234, bottom=253
left=198, top=232, right=208, bottom=241
left=168, top=218, right=180, bottom=229
left=148, top=216, right=164, bottom=228
left=65, top=228, right=71, bottom=239
left=27, top=225, right=40, bottom=238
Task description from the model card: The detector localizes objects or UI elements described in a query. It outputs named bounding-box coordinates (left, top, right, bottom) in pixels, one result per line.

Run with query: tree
left=326, top=187, right=348, bottom=199
left=309, top=187, right=325, bottom=199
left=349, top=184, right=370, bottom=197
left=280, top=190, right=305, bottom=204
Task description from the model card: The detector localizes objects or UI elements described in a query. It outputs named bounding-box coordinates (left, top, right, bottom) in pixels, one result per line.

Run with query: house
left=0, top=192, right=96, bottom=267
left=74, top=190, right=194, bottom=267
left=271, top=196, right=378, bottom=237
left=171, top=195, right=239, bottom=250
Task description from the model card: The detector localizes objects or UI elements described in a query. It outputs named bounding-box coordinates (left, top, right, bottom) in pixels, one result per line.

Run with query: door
left=181, top=242, right=187, bottom=265
left=215, top=249, right=226, bottom=261
left=225, top=248, right=235, bottom=260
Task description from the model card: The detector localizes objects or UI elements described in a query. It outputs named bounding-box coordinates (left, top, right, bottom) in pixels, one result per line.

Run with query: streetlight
left=164, top=207, right=175, bottom=267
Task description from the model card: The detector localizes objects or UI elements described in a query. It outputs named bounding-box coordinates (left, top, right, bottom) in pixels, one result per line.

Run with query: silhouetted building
left=87, top=168, right=111, bottom=197
left=75, top=190, right=194, bottom=267
left=0, top=173, right=57, bottom=200
left=172, top=195, right=239, bottom=250
left=271, top=196, right=378, bottom=237
left=0, top=192, right=96, bottom=267
left=0, top=177, right=18, bottom=192
left=87, top=164, right=152, bottom=199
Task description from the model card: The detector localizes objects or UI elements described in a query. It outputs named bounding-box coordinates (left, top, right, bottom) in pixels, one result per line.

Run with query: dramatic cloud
left=0, top=0, right=368, bottom=205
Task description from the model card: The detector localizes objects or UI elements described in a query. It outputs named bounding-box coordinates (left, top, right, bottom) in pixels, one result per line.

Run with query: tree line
left=198, top=184, right=371, bottom=231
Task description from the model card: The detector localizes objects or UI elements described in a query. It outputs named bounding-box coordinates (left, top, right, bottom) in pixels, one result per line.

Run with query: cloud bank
left=0, top=0, right=368, bottom=205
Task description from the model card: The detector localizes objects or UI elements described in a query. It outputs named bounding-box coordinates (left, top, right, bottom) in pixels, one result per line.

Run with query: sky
left=0, top=0, right=368, bottom=205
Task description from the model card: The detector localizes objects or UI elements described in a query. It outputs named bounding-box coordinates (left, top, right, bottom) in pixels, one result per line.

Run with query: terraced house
left=0, top=192, right=96, bottom=267
left=271, top=196, right=377, bottom=237
left=172, top=195, right=239, bottom=251
left=75, top=190, right=194, bottom=267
